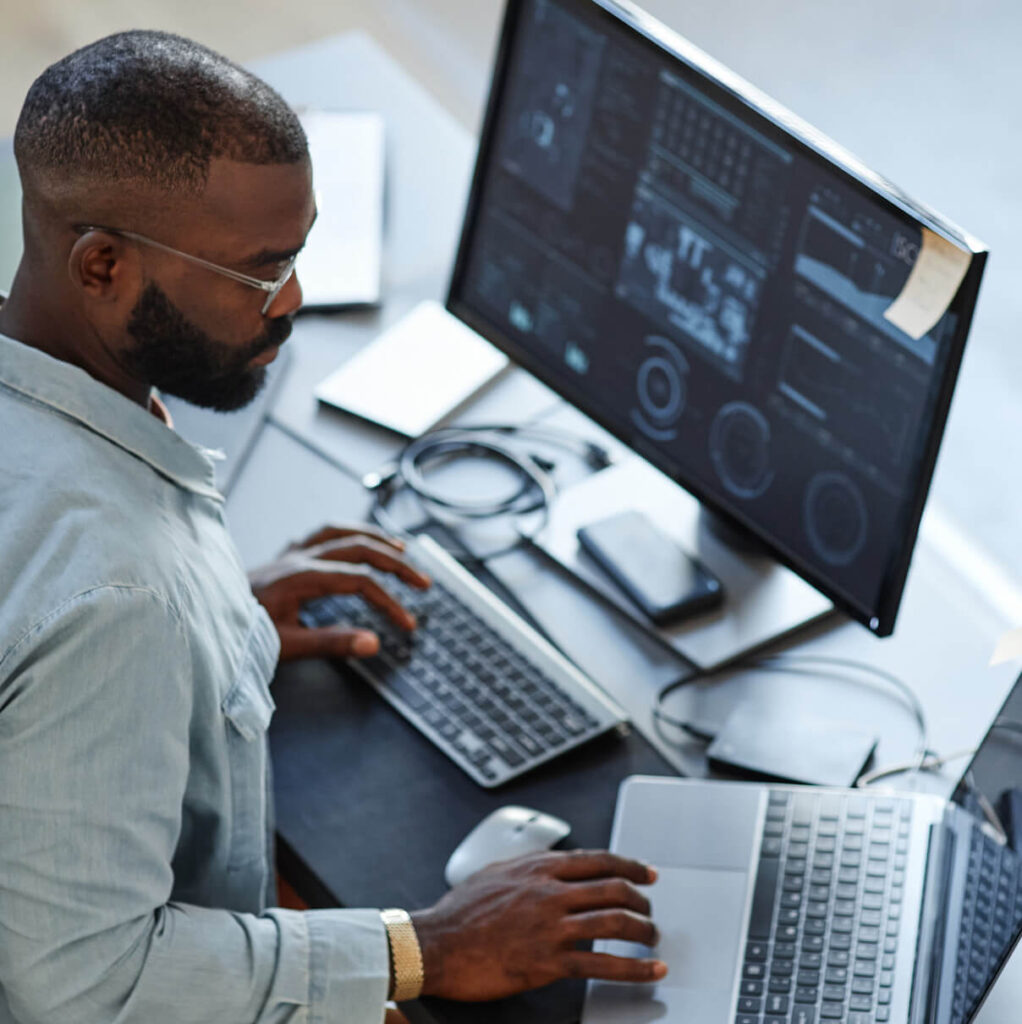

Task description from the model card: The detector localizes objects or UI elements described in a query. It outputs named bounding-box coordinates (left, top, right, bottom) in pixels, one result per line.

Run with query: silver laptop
left=583, top=672, right=1022, bottom=1024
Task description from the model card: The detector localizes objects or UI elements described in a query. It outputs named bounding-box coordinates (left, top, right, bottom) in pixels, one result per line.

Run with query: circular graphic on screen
left=804, top=471, right=869, bottom=567
left=631, top=335, right=689, bottom=442
left=709, top=402, right=774, bottom=499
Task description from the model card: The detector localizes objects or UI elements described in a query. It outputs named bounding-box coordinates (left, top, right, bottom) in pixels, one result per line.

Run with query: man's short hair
left=14, top=30, right=308, bottom=195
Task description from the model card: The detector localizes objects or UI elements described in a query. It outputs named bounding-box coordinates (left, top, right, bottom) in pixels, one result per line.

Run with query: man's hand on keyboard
left=410, top=850, right=667, bottom=1001
left=250, top=524, right=431, bottom=660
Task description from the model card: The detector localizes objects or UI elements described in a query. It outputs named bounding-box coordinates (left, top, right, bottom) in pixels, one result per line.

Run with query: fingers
left=309, top=537, right=431, bottom=590
left=563, top=909, right=659, bottom=947
left=278, top=624, right=380, bottom=661
left=561, top=951, right=668, bottom=984
left=292, top=524, right=406, bottom=554
left=560, top=877, right=652, bottom=917
left=289, top=568, right=417, bottom=630
left=549, top=850, right=657, bottom=885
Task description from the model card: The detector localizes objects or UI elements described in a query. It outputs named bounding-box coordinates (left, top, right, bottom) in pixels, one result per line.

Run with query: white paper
left=883, top=227, right=971, bottom=341
left=297, top=110, right=385, bottom=307
left=315, top=300, right=509, bottom=437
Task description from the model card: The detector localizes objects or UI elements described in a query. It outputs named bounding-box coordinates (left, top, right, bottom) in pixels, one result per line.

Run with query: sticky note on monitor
left=883, top=227, right=972, bottom=341
left=315, top=300, right=509, bottom=437
left=991, top=625, right=1022, bottom=667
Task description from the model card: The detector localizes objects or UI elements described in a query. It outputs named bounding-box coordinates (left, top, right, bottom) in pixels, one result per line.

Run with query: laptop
left=582, top=671, right=1022, bottom=1024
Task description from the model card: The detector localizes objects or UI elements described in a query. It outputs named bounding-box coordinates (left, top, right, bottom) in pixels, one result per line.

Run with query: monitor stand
left=534, top=457, right=836, bottom=669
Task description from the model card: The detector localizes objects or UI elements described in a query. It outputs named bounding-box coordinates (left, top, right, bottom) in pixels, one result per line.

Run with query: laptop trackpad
left=585, top=865, right=748, bottom=1021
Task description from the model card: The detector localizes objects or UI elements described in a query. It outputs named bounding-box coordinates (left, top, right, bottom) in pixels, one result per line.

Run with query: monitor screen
left=447, top=0, right=987, bottom=635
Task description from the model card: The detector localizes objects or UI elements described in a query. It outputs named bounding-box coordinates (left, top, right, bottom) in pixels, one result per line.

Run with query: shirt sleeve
left=0, top=584, right=389, bottom=1024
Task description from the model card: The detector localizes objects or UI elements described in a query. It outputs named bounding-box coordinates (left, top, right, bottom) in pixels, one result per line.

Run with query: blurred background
left=2, top=0, right=1022, bottom=603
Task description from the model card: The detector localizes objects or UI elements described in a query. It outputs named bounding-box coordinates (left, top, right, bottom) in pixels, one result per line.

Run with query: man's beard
left=124, top=283, right=293, bottom=412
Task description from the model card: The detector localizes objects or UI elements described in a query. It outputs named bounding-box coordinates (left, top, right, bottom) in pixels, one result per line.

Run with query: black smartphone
left=577, top=510, right=725, bottom=626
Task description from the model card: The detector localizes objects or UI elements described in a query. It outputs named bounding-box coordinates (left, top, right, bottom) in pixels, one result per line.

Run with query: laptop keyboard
left=737, top=790, right=913, bottom=1024
left=950, top=827, right=1022, bottom=1024
left=300, top=578, right=612, bottom=787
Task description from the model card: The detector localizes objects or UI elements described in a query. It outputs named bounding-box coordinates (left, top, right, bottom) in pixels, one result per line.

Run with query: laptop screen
left=947, top=669, right=1022, bottom=1020
left=951, top=669, right=1022, bottom=841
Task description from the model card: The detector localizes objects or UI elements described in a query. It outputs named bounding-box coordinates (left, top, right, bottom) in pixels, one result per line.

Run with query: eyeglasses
left=74, top=225, right=298, bottom=315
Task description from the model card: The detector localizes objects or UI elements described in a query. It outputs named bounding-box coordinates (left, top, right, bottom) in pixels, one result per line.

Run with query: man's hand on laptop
left=410, top=850, right=667, bottom=1001
left=250, top=524, right=430, bottom=660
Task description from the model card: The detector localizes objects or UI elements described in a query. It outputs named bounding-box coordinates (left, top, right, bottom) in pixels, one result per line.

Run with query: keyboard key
left=750, top=858, right=781, bottom=939
left=487, top=737, right=525, bottom=767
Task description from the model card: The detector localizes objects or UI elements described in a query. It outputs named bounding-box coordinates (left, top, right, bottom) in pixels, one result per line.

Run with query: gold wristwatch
left=380, top=908, right=424, bottom=1002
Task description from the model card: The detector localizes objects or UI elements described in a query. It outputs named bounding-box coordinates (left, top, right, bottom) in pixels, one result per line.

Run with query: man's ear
left=68, top=231, right=141, bottom=306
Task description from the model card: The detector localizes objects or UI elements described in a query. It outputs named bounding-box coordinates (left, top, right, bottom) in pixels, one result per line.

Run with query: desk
left=198, top=31, right=1022, bottom=1024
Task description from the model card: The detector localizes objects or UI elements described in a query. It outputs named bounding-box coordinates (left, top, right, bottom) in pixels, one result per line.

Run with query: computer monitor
left=447, top=0, right=987, bottom=637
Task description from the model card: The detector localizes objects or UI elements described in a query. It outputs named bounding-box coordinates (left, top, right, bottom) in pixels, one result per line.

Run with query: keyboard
left=299, top=534, right=626, bottom=787
left=738, top=790, right=913, bottom=1024
left=951, top=826, right=1022, bottom=1023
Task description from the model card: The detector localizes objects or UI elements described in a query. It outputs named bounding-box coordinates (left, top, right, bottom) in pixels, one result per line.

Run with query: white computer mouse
left=444, top=805, right=571, bottom=887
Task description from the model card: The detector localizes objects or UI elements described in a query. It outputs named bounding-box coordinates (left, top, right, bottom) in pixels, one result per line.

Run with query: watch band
left=380, top=908, right=424, bottom=1002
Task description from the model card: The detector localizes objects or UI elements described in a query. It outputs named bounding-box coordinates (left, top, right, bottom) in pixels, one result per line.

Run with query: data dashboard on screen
left=447, top=0, right=987, bottom=635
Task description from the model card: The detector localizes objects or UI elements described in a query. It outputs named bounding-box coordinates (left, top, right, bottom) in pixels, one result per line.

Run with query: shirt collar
left=0, top=331, right=223, bottom=500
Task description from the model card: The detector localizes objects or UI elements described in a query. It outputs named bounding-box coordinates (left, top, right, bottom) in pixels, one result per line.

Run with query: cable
left=365, top=423, right=613, bottom=563
left=653, top=650, right=930, bottom=786
left=855, top=747, right=975, bottom=789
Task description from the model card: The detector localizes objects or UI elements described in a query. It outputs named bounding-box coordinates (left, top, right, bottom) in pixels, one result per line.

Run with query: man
left=0, top=31, right=667, bottom=1024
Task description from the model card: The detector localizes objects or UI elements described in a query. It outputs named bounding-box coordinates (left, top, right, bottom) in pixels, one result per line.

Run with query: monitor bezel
left=446, top=0, right=988, bottom=636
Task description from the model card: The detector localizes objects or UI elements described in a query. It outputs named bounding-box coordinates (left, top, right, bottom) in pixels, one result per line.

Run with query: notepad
left=315, top=300, right=510, bottom=437
left=296, top=109, right=385, bottom=309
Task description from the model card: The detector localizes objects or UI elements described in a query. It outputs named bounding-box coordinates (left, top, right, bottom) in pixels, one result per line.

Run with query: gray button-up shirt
left=0, top=331, right=389, bottom=1023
